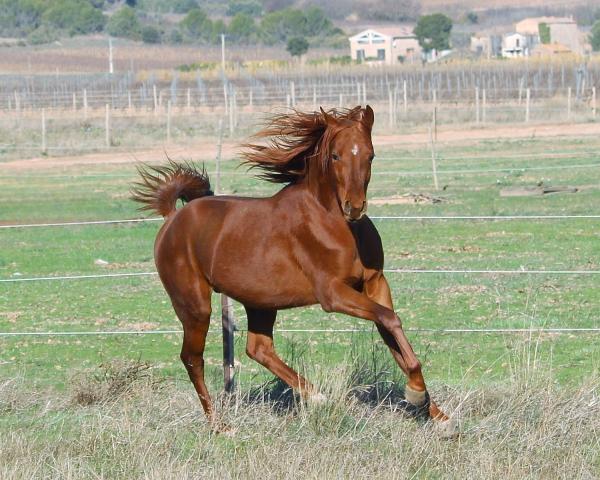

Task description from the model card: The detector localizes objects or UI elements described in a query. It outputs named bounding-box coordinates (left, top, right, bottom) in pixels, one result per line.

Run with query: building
left=348, top=27, right=421, bottom=65
left=502, top=33, right=528, bottom=57
left=470, top=34, right=502, bottom=58
left=515, top=16, right=583, bottom=55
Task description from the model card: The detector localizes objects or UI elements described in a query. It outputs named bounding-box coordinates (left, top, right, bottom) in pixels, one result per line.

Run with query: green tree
left=141, top=25, right=161, bottom=43
left=171, top=0, right=198, bottom=14
left=590, top=20, right=600, bottom=51
left=180, top=7, right=213, bottom=41
left=414, top=13, right=452, bottom=52
left=539, top=23, right=550, bottom=44
left=42, top=0, right=106, bottom=35
left=228, top=12, right=255, bottom=41
left=226, top=1, right=261, bottom=16
left=107, top=6, right=141, bottom=39
left=0, top=0, right=46, bottom=36
left=286, top=36, right=308, bottom=57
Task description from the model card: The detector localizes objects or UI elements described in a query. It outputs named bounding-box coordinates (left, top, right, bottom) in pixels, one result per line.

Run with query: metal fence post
left=221, top=294, right=235, bottom=393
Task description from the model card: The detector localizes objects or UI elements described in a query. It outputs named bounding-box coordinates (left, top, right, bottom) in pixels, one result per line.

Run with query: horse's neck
left=300, top=162, right=339, bottom=214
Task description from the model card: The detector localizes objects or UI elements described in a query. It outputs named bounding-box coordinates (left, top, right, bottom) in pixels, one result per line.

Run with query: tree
left=141, top=25, right=160, bottom=43
left=286, top=36, right=308, bottom=57
left=228, top=12, right=255, bottom=41
left=0, top=0, right=46, bottom=36
left=414, top=13, right=452, bottom=52
left=107, top=6, right=140, bottom=39
left=180, top=7, right=213, bottom=41
left=591, top=20, right=600, bottom=51
left=42, top=0, right=106, bottom=35
left=172, top=0, right=198, bottom=14
left=226, top=1, right=262, bottom=17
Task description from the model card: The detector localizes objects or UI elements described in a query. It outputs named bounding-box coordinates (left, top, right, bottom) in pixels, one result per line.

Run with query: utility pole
left=108, top=37, right=114, bottom=74
left=221, top=34, right=226, bottom=75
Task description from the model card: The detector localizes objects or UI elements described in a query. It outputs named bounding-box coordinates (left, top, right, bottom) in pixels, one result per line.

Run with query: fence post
left=83, top=89, right=88, bottom=119
left=249, top=89, right=253, bottom=111
left=166, top=100, right=172, bottom=143
left=429, top=124, right=439, bottom=191
left=186, top=88, right=191, bottom=112
left=362, top=82, right=367, bottom=105
left=105, top=104, right=110, bottom=148
left=290, top=81, right=296, bottom=107
left=403, top=80, right=408, bottom=115
left=356, top=81, right=361, bottom=104
left=567, top=87, right=572, bottom=120
left=128, top=90, right=132, bottom=112
left=525, top=88, right=530, bottom=123
left=312, top=85, right=317, bottom=111
left=475, top=87, right=480, bottom=124
left=593, top=86, right=597, bottom=117
left=229, top=91, right=235, bottom=136
left=72, top=92, right=77, bottom=112
left=339, top=93, right=343, bottom=109
left=388, top=88, right=393, bottom=128
left=482, top=88, right=487, bottom=124
left=153, top=85, right=158, bottom=115
left=221, top=294, right=235, bottom=393
left=41, top=108, right=47, bottom=155
left=215, top=118, right=224, bottom=195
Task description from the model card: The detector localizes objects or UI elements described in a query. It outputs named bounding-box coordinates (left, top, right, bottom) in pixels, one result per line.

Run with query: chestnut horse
left=132, top=106, right=452, bottom=431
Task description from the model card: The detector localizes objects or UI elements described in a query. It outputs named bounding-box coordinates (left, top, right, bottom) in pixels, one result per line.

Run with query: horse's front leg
left=364, top=273, right=449, bottom=422
left=319, top=277, right=451, bottom=425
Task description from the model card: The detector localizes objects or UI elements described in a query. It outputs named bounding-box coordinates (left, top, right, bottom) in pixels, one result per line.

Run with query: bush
left=27, top=23, right=59, bottom=44
left=141, top=25, right=160, bottom=43
left=228, top=12, right=255, bottom=41
left=42, top=0, right=106, bottom=35
left=0, top=0, right=46, bottom=36
left=107, top=6, right=141, bottom=39
left=180, top=7, right=213, bottom=41
left=171, top=0, right=198, bottom=14
left=226, top=0, right=262, bottom=17
left=169, top=28, right=183, bottom=43
left=286, top=36, right=309, bottom=57
left=591, top=20, right=600, bottom=51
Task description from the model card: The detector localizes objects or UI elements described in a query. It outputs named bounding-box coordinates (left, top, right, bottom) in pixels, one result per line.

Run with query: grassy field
left=1, top=132, right=599, bottom=478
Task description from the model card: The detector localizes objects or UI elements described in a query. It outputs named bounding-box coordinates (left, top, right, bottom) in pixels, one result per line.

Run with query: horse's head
left=321, top=106, right=375, bottom=222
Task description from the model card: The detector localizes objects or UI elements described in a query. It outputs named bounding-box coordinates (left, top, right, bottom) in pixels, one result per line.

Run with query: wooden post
left=432, top=105, right=438, bottom=142
left=221, top=294, right=235, bottom=393
left=593, top=86, right=596, bottom=117
left=286, top=94, right=291, bottom=109
left=362, top=82, right=367, bottom=105
left=41, top=109, right=47, bottom=155
left=388, top=88, right=393, bottom=128
left=567, top=87, right=572, bottom=120
left=429, top=125, right=439, bottom=191
left=105, top=104, right=110, bottom=148
left=186, top=88, right=191, bottom=112
left=475, top=87, right=480, bottom=124
left=224, top=83, right=229, bottom=115
left=72, top=92, right=77, bottom=111
left=403, top=80, right=407, bottom=115
left=525, top=88, right=530, bottom=123
left=215, top=118, right=224, bottom=195
left=249, top=89, right=253, bottom=111
left=482, top=88, right=487, bottom=124
left=153, top=85, right=158, bottom=115
left=339, top=93, right=343, bottom=109
left=83, top=89, right=88, bottom=119
left=356, top=82, right=361, bottom=104
left=290, top=81, right=296, bottom=107
left=166, top=100, right=172, bottom=143
left=128, top=90, right=132, bottom=112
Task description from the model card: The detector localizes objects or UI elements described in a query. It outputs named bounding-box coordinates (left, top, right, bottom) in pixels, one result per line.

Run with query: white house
left=502, top=33, right=528, bottom=58
left=349, top=27, right=421, bottom=65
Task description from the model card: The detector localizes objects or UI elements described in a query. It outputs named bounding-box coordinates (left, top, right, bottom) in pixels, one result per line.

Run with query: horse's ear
left=320, top=107, right=338, bottom=127
left=361, top=105, right=374, bottom=130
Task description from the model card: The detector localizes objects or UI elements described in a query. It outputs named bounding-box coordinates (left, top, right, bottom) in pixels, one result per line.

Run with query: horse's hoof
left=433, top=417, right=459, bottom=439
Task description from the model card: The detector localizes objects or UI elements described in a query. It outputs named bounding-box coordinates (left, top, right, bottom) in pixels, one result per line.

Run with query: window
left=516, top=38, right=520, bottom=47
left=377, top=49, right=385, bottom=60
left=372, top=34, right=385, bottom=44
left=357, top=49, right=365, bottom=61
left=357, top=35, right=369, bottom=44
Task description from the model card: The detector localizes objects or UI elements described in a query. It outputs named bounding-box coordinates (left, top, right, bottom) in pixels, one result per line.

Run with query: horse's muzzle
left=343, top=200, right=367, bottom=221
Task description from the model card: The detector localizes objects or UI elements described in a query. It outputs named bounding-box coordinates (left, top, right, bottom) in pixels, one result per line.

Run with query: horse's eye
left=368, top=154, right=375, bottom=163
left=332, top=153, right=340, bottom=161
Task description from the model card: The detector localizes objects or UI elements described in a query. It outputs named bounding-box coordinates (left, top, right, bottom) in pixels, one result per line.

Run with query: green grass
left=1, top=135, right=600, bottom=389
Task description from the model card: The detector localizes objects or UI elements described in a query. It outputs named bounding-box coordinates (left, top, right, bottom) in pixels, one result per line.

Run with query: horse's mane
left=241, top=106, right=364, bottom=184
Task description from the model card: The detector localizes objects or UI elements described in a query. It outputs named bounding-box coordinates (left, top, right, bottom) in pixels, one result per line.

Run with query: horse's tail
left=131, top=160, right=213, bottom=218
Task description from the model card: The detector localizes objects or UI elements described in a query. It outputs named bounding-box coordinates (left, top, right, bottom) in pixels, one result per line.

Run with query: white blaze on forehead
left=351, top=144, right=359, bottom=156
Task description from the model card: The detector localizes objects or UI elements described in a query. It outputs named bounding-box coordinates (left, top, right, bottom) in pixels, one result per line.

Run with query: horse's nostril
left=343, top=201, right=352, bottom=214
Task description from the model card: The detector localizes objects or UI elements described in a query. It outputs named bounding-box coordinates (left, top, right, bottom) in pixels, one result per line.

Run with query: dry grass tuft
left=1, top=350, right=599, bottom=479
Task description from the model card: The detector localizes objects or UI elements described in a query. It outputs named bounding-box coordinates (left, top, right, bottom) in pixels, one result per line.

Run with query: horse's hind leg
left=168, top=279, right=214, bottom=421
left=244, top=307, right=321, bottom=401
